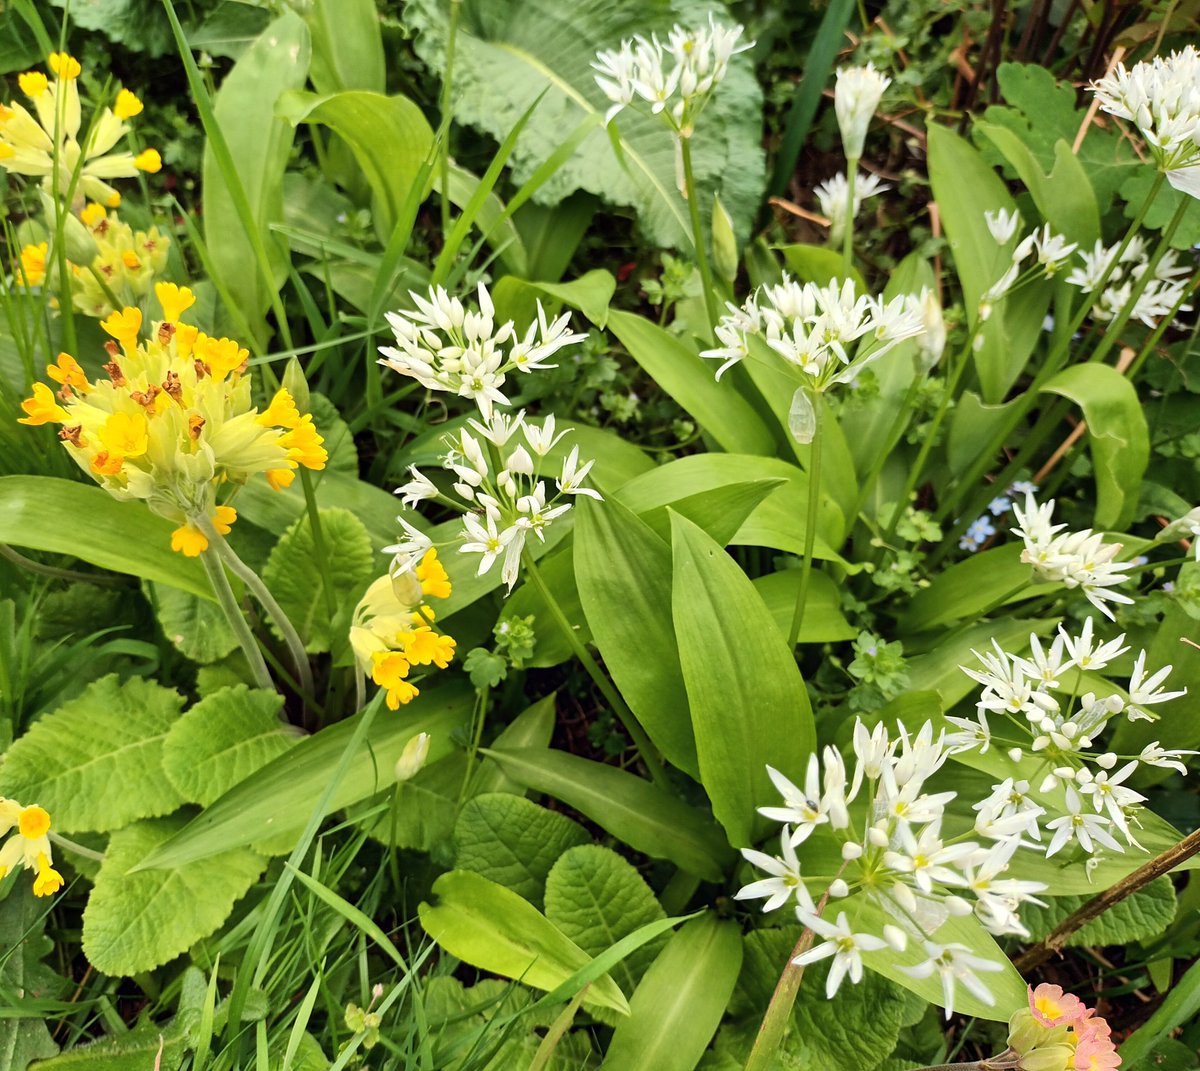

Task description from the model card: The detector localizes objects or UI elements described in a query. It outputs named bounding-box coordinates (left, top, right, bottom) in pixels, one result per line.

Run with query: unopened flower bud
left=841, top=842, right=864, bottom=861
left=828, top=878, right=849, bottom=898
left=395, top=732, right=430, bottom=782
left=867, top=825, right=890, bottom=848
left=711, top=192, right=739, bottom=283
left=282, top=356, right=311, bottom=413
left=883, top=924, right=908, bottom=951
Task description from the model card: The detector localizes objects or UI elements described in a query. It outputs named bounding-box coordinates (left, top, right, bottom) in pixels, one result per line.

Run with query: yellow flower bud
left=114, top=89, right=143, bottom=119
left=18, top=71, right=48, bottom=98
left=134, top=148, right=162, bottom=173
left=48, top=53, right=81, bottom=80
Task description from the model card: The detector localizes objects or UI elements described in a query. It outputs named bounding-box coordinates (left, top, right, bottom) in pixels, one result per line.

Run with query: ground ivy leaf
left=453, top=793, right=589, bottom=909
left=0, top=674, right=185, bottom=834
left=1021, top=876, right=1177, bottom=947
left=82, top=815, right=267, bottom=976
left=161, top=685, right=298, bottom=807
left=544, top=844, right=665, bottom=997
left=261, top=506, right=374, bottom=654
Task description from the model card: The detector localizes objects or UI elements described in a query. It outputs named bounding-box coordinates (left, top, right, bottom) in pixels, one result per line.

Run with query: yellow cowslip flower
left=156, top=281, right=194, bottom=323
left=79, top=200, right=106, bottom=226
left=279, top=415, right=327, bottom=469
left=256, top=388, right=302, bottom=429
left=0, top=798, right=64, bottom=897
left=17, top=382, right=67, bottom=425
left=16, top=302, right=328, bottom=555
left=65, top=209, right=171, bottom=318
left=351, top=549, right=455, bottom=710
left=0, top=56, right=161, bottom=210
left=16, top=241, right=47, bottom=286
left=416, top=551, right=452, bottom=599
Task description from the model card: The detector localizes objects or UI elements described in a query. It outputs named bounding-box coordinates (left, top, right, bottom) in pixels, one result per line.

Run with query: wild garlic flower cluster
left=379, top=284, right=586, bottom=420
left=1006, top=984, right=1121, bottom=1071
left=959, top=480, right=1041, bottom=553
left=591, top=15, right=751, bottom=134
left=702, top=276, right=924, bottom=441
left=1011, top=493, right=1135, bottom=620
left=814, top=171, right=889, bottom=245
left=17, top=284, right=327, bottom=556
left=949, top=618, right=1192, bottom=857
left=738, top=720, right=1043, bottom=1015
left=1091, top=45, right=1200, bottom=199
left=1160, top=506, right=1200, bottom=559
left=980, top=212, right=1079, bottom=316
left=0, top=54, right=160, bottom=210
left=17, top=201, right=171, bottom=318
left=834, top=63, right=891, bottom=161
left=0, top=798, right=63, bottom=897
left=350, top=549, right=456, bottom=710
left=1065, top=235, right=1192, bottom=327
left=390, top=411, right=601, bottom=592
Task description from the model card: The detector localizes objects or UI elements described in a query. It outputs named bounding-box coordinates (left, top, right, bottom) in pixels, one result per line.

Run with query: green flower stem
left=787, top=397, right=823, bottom=649
left=440, top=0, right=463, bottom=235
left=204, top=525, right=315, bottom=700
left=679, top=135, right=721, bottom=338
left=842, top=158, right=857, bottom=274
left=199, top=547, right=274, bottom=691
left=1127, top=269, right=1200, bottom=381
left=298, top=468, right=339, bottom=624
left=521, top=550, right=669, bottom=788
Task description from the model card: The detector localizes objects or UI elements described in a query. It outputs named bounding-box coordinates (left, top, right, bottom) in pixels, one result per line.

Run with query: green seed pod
left=711, top=192, right=739, bottom=284
left=39, top=189, right=98, bottom=265
left=282, top=355, right=311, bottom=413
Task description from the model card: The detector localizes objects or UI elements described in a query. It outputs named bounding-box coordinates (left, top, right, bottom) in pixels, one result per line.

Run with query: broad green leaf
left=418, top=870, right=630, bottom=1014
left=161, top=685, right=299, bottom=807
left=947, top=392, right=1022, bottom=478
left=907, top=618, right=1054, bottom=705
left=606, top=310, right=775, bottom=455
left=0, top=890, right=60, bottom=1066
left=974, top=121, right=1099, bottom=245
left=136, top=681, right=473, bottom=870
left=147, top=581, right=237, bottom=664
left=899, top=544, right=1035, bottom=634
left=573, top=496, right=692, bottom=773
left=304, top=0, right=384, bottom=93
left=753, top=570, right=859, bottom=643
left=82, top=816, right=267, bottom=976
left=0, top=476, right=210, bottom=598
left=262, top=507, right=374, bottom=653
left=1121, top=168, right=1200, bottom=249
left=202, top=12, right=311, bottom=340
left=494, top=268, right=616, bottom=329
left=733, top=928, right=906, bottom=1071
left=0, top=674, right=185, bottom=833
left=480, top=747, right=732, bottom=881
left=1041, top=363, right=1150, bottom=530
left=405, top=0, right=764, bottom=249
left=544, top=845, right=665, bottom=996
left=277, top=90, right=434, bottom=235
left=1021, top=876, right=1176, bottom=947
left=473, top=694, right=557, bottom=796
left=670, top=512, right=813, bottom=847
left=454, top=793, right=590, bottom=909
left=778, top=243, right=866, bottom=290
left=603, top=914, right=742, bottom=1071
left=1120, top=956, right=1200, bottom=1068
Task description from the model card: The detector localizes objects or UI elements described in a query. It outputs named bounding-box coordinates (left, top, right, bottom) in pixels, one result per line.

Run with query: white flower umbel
left=834, top=63, right=891, bottom=160
left=395, top=411, right=602, bottom=592
left=1065, top=235, right=1192, bottom=327
left=1159, top=506, right=1200, bottom=559
left=901, top=941, right=1003, bottom=1019
left=592, top=15, right=751, bottom=135
left=738, top=720, right=1043, bottom=1012
left=815, top=170, right=889, bottom=246
left=978, top=218, right=1078, bottom=318
left=951, top=620, right=1190, bottom=855
left=379, top=283, right=587, bottom=419
left=1011, top=492, right=1135, bottom=619
left=1091, top=46, right=1200, bottom=198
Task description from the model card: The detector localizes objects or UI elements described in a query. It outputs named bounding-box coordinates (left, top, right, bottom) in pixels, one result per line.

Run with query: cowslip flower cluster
left=1065, top=235, right=1192, bottom=327
left=17, top=284, right=327, bottom=556
left=0, top=798, right=63, bottom=897
left=592, top=15, right=751, bottom=134
left=17, top=201, right=171, bottom=318
left=379, top=284, right=586, bottom=419
left=350, top=549, right=456, bottom=709
left=814, top=171, right=889, bottom=246
left=1011, top=493, right=1135, bottom=619
left=390, top=410, right=601, bottom=592
left=834, top=63, right=891, bottom=161
left=1007, top=984, right=1121, bottom=1071
left=702, top=275, right=924, bottom=440
left=737, top=720, right=1045, bottom=1015
left=949, top=617, right=1193, bottom=857
left=0, top=54, right=160, bottom=209
left=1091, top=45, right=1200, bottom=199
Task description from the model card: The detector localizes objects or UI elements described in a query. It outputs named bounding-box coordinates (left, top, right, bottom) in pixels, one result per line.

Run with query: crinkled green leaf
left=454, top=793, right=589, bottom=909
left=544, top=845, right=665, bottom=997
left=162, top=685, right=298, bottom=807
left=147, top=582, right=238, bottom=664
left=262, top=507, right=374, bottom=653
left=0, top=674, right=185, bottom=834
left=82, top=815, right=267, bottom=976
left=405, top=0, right=764, bottom=249
left=1020, top=876, right=1177, bottom=947
left=1121, top=168, right=1200, bottom=249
